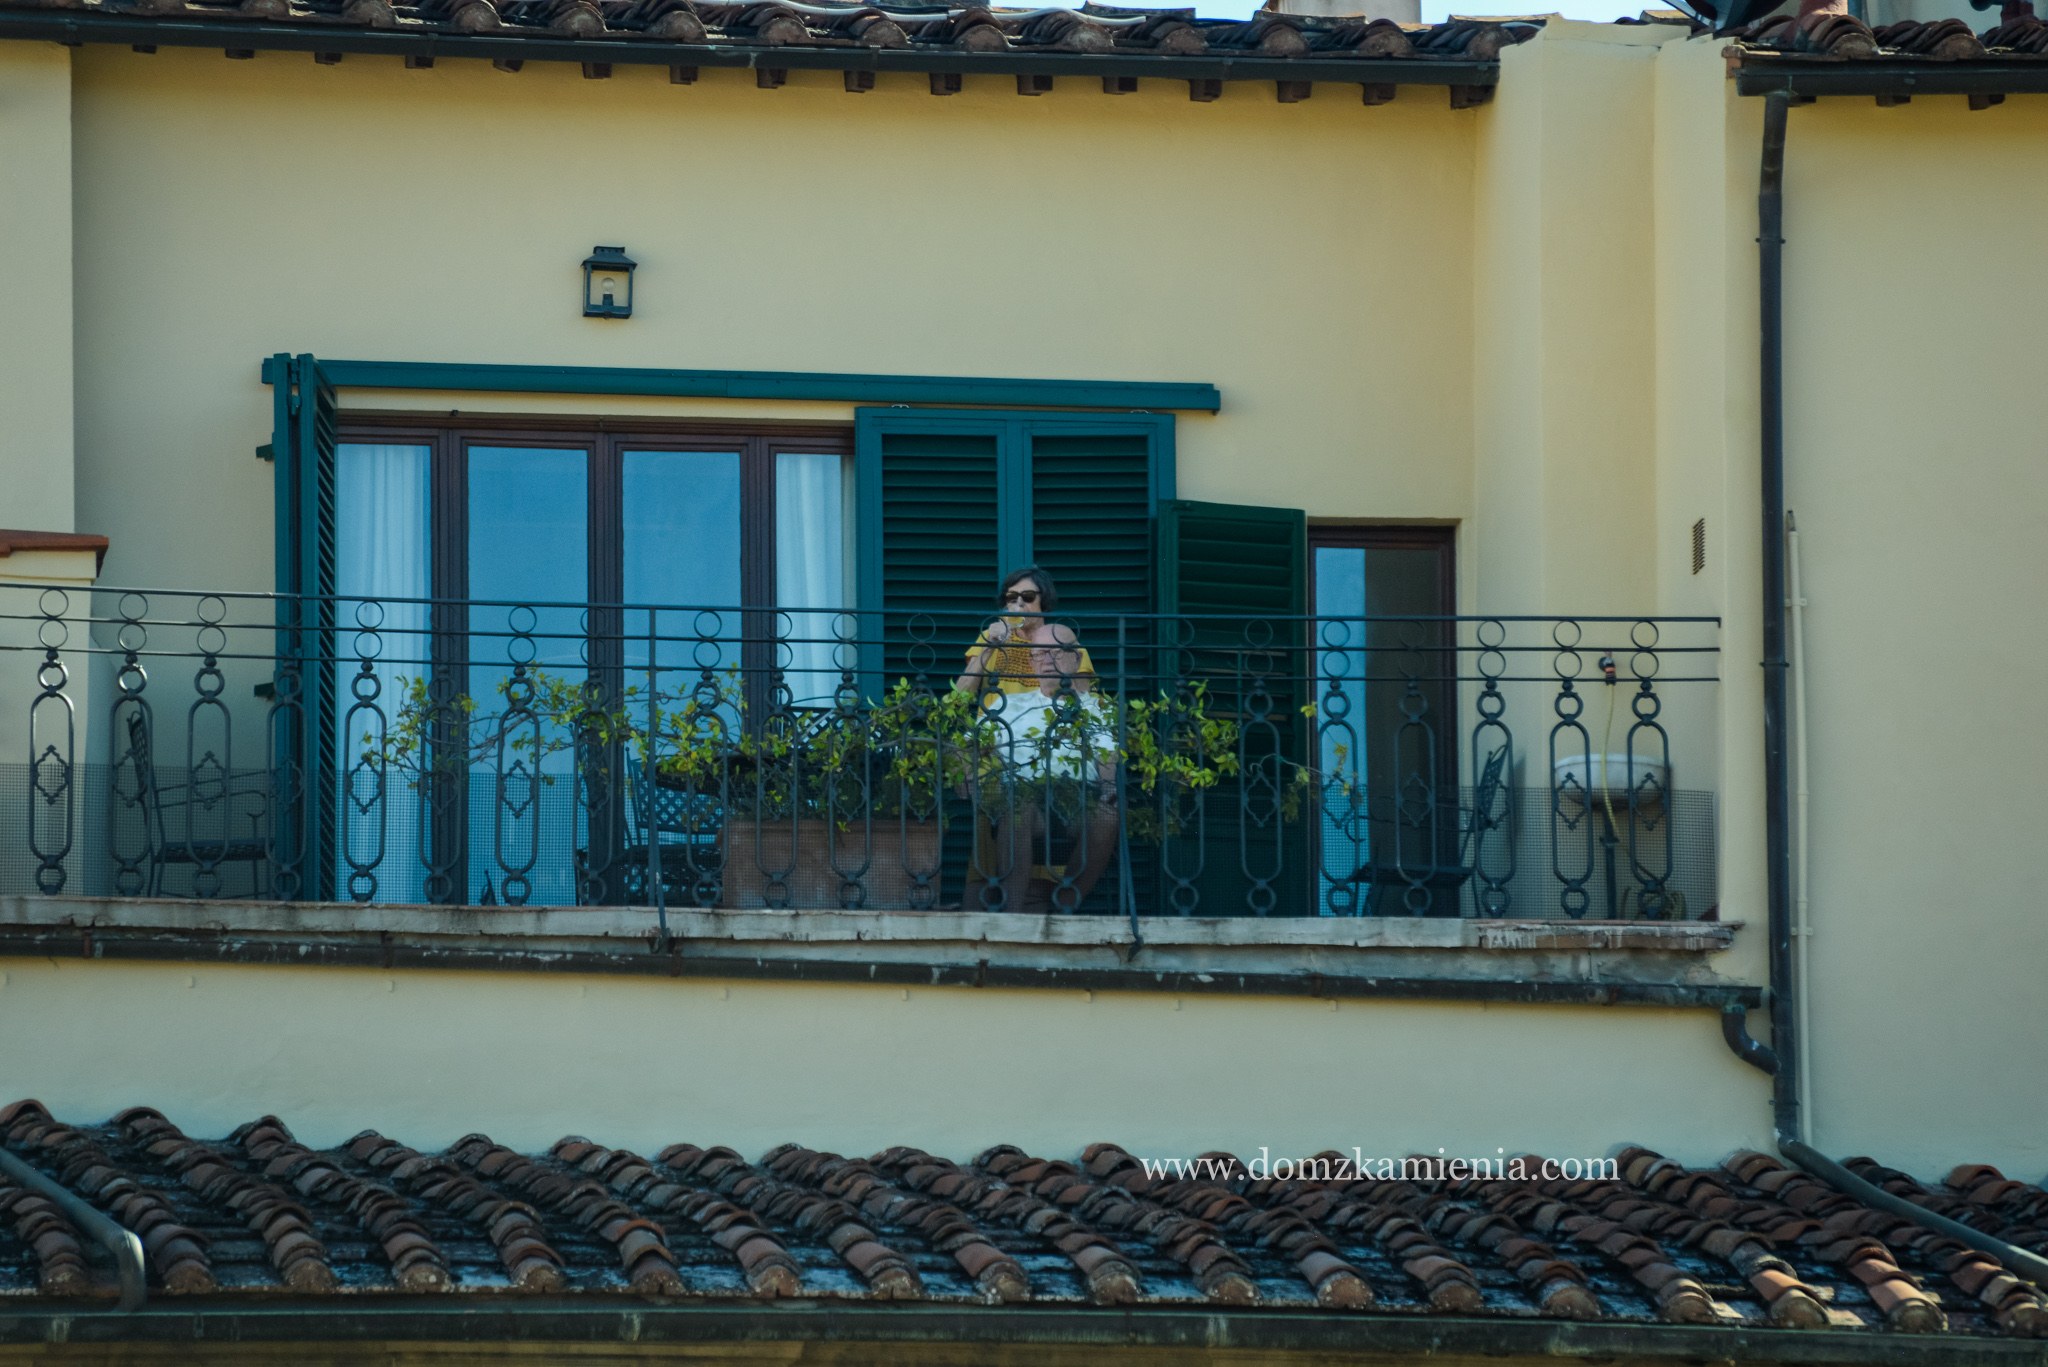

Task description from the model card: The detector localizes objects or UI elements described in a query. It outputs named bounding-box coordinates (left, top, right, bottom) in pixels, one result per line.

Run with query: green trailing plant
left=373, top=665, right=1258, bottom=841
left=367, top=667, right=638, bottom=790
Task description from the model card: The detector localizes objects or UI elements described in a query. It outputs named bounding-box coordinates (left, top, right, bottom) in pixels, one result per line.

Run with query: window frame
left=335, top=414, right=854, bottom=616
left=1305, top=523, right=1458, bottom=610
left=1305, top=523, right=1462, bottom=909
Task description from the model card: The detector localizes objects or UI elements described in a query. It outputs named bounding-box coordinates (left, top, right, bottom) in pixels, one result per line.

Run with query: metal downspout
left=1752, top=92, right=2048, bottom=1293
left=0, top=1146, right=147, bottom=1311
left=1787, top=512, right=1814, bottom=1135
left=1756, top=90, right=1801, bottom=1147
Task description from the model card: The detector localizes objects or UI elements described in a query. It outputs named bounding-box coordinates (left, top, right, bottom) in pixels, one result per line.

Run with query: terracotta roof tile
left=0, top=0, right=1528, bottom=81
left=1, top=1101, right=215, bottom=1295
left=661, top=1142, right=922, bottom=1297
left=1728, top=0, right=2048, bottom=67
left=112, top=1108, right=336, bottom=1293
left=0, top=1182, right=92, bottom=1297
left=1, top=1099, right=2043, bottom=1340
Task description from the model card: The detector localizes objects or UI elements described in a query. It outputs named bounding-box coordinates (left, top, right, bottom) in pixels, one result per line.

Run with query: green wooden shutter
left=1156, top=499, right=1308, bottom=917
left=1025, top=417, right=1173, bottom=694
left=858, top=410, right=1175, bottom=699
left=1028, top=432, right=1155, bottom=612
left=269, top=353, right=339, bottom=900
left=1157, top=500, right=1304, bottom=622
left=856, top=414, right=1014, bottom=697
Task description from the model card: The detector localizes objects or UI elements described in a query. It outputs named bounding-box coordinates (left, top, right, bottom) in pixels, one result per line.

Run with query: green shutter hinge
left=256, top=443, right=275, bottom=463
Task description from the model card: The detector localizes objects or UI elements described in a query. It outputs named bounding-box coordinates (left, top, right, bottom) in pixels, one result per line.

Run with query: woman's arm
left=955, top=619, right=1010, bottom=694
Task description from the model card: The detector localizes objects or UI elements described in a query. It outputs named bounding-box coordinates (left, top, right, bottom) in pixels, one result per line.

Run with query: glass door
left=1309, top=528, right=1456, bottom=914
left=464, top=442, right=591, bottom=906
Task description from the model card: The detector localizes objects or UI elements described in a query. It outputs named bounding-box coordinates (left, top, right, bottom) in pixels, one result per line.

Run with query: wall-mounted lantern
left=582, top=245, right=636, bottom=319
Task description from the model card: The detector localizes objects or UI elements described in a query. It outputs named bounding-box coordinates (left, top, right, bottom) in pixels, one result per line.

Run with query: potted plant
left=661, top=676, right=1001, bottom=912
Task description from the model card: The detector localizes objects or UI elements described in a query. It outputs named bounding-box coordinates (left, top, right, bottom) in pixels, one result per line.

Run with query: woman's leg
left=1051, top=800, right=1120, bottom=912
left=974, top=807, right=1048, bottom=913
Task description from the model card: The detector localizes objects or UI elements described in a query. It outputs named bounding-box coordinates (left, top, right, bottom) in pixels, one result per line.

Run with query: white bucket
left=1551, top=753, right=1669, bottom=806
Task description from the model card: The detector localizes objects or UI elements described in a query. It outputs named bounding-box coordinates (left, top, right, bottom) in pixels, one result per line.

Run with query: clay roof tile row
left=0, top=0, right=1538, bottom=64
left=1, top=1099, right=2044, bottom=1342
left=1731, top=1, right=2048, bottom=63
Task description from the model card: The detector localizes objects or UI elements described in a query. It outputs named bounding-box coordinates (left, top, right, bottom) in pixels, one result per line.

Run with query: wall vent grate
left=1691, top=517, right=1706, bottom=576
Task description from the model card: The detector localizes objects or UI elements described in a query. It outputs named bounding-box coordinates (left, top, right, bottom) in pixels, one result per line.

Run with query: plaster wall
left=0, top=44, right=75, bottom=534
left=1651, top=38, right=1767, bottom=987
left=63, top=48, right=1478, bottom=595
left=1472, top=23, right=1677, bottom=623
left=1762, top=92, right=2048, bottom=1174
left=0, top=955, right=1769, bottom=1164
left=1472, top=27, right=1733, bottom=935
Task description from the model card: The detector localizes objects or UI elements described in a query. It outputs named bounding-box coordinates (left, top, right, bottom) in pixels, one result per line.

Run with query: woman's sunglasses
left=1003, top=589, right=1041, bottom=604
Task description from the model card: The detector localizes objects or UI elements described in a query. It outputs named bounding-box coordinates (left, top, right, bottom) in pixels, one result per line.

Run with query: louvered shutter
left=855, top=414, right=1014, bottom=698
left=1026, top=417, right=1173, bottom=696
left=1156, top=500, right=1308, bottom=917
left=857, top=410, right=1173, bottom=699
left=269, top=353, right=339, bottom=900
left=1025, top=429, right=1165, bottom=620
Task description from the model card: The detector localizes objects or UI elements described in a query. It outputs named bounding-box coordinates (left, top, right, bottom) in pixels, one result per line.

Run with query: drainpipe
left=1786, top=511, right=1813, bottom=1135
left=1748, top=90, right=2048, bottom=1292
left=1756, top=89, right=1800, bottom=1148
left=0, top=1146, right=147, bottom=1311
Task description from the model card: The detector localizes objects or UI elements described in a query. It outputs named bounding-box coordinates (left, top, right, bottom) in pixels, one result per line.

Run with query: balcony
left=1, top=584, right=1721, bottom=924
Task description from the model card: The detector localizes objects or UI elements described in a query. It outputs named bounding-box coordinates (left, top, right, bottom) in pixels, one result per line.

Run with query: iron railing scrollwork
left=2, top=582, right=1719, bottom=920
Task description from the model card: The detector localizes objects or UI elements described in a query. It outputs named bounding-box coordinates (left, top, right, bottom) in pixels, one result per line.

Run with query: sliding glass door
left=332, top=420, right=852, bottom=905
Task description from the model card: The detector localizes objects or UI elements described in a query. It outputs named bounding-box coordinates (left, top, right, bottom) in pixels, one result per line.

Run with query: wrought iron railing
left=2, top=584, right=1720, bottom=921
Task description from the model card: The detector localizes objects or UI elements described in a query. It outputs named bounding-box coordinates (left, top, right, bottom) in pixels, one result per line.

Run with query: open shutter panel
left=1156, top=497, right=1306, bottom=704
left=1156, top=499, right=1308, bottom=917
left=1027, top=430, right=1156, bottom=618
left=1157, top=499, right=1304, bottom=622
left=856, top=415, right=1012, bottom=697
left=270, top=353, right=339, bottom=901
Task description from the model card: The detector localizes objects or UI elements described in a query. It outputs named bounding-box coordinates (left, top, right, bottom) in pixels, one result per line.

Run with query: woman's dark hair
left=996, top=565, right=1058, bottom=612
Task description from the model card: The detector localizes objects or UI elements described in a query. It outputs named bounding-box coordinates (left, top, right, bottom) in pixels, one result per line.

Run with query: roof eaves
left=1726, top=10, right=2048, bottom=97
left=3, top=1302, right=2047, bottom=1362
left=0, top=0, right=1522, bottom=94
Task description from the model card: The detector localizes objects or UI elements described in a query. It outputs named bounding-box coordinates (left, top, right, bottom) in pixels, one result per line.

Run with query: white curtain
left=775, top=453, right=853, bottom=708
left=335, top=443, right=431, bottom=903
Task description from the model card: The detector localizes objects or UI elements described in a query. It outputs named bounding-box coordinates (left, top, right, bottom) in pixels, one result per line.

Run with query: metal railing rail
left=2, top=583, right=1720, bottom=920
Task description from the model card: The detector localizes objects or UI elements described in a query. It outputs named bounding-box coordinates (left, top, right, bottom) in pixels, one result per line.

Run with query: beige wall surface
left=0, top=43, right=76, bottom=534
left=1765, top=94, right=2048, bottom=1175
left=0, top=955, right=1770, bottom=1165
left=64, top=48, right=1479, bottom=595
left=1473, top=24, right=1679, bottom=623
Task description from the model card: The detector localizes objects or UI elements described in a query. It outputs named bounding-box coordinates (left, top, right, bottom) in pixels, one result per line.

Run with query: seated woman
left=955, top=566, right=1095, bottom=702
left=963, top=625, right=1120, bottom=915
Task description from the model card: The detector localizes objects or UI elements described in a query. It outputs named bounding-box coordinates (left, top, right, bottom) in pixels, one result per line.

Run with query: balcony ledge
left=0, top=895, right=1750, bottom=1007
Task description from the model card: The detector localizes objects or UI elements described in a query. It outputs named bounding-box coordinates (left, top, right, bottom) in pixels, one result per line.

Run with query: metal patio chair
left=123, top=712, right=273, bottom=898
left=1343, top=742, right=1512, bottom=917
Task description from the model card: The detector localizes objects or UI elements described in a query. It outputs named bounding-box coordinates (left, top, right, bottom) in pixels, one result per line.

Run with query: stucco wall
left=1473, top=23, right=1679, bottom=621
left=65, top=47, right=1478, bottom=594
left=0, top=43, right=75, bottom=533
left=1642, top=38, right=2048, bottom=1174
left=0, top=955, right=1769, bottom=1164
left=1765, top=92, right=2048, bottom=1174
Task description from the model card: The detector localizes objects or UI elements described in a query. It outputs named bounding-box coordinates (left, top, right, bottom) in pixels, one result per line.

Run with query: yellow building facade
left=0, top=10, right=2044, bottom=1347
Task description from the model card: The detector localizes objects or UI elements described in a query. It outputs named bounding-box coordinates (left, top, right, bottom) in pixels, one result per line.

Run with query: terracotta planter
left=720, top=817, right=945, bottom=910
